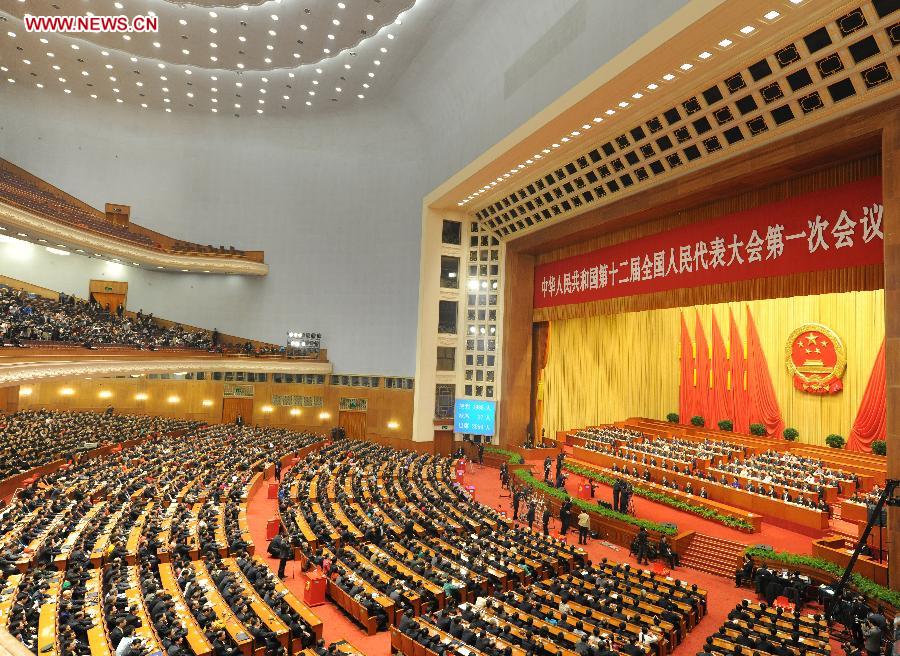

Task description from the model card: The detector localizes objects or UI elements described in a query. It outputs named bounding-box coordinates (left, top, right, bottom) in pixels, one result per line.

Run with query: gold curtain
left=542, top=289, right=884, bottom=446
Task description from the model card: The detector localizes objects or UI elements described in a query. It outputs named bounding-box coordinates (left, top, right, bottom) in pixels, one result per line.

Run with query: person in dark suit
left=526, top=500, right=536, bottom=531
left=542, top=505, right=551, bottom=536
left=634, top=527, right=650, bottom=565
left=612, top=479, right=622, bottom=513
left=543, top=457, right=552, bottom=483
left=735, top=553, right=754, bottom=587
left=559, top=497, right=573, bottom=536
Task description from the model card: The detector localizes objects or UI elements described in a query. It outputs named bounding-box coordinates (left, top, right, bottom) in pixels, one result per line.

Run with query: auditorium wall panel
left=542, top=289, right=884, bottom=447
left=13, top=377, right=414, bottom=440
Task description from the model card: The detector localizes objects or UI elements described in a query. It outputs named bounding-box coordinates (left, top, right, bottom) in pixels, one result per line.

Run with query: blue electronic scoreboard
left=453, top=399, right=496, bottom=436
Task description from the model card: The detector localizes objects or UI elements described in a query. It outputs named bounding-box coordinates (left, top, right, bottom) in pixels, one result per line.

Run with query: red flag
left=710, top=313, right=733, bottom=427
left=746, top=308, right=784, bottom=436
left=729, top=309, right=751, bottom=434
left=694, top=313, right=712, bottom=425
left=847, top=338, right=886, bottom=452
left=678, top=313, right=696, bottom=424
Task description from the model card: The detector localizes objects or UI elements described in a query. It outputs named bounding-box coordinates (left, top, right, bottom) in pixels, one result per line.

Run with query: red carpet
left=245, top=474, right=390, bottom=654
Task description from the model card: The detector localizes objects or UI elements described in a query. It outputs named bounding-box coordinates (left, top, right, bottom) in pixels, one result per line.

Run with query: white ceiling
left=0, top=0, right=446, bottom=116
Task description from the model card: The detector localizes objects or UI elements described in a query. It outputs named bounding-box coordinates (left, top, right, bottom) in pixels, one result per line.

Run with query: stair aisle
left=680, top=533, right=747, bottom=578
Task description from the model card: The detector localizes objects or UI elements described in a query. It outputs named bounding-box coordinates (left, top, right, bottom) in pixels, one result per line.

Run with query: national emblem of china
left=785, top=324, right=846, bottom=394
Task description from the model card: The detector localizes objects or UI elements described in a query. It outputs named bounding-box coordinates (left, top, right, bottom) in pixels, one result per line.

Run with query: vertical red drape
left=729, top=309, right=751, bottom=434
left=679, top=313, right=696, bottom=424
left=694, top=313, right=712, bottom=424
left=710, top=313, right=733, bottom=427
left=746, top=308, right=784, bottom=437
left=847, top=338, right=886, bottom=453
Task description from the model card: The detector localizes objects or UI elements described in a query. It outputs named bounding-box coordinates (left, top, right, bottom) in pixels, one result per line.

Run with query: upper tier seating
left=0, top=161, right=251, bottom=259
left=0, top=285, right=214, bottom=349
left=0, top=167, right=157, bottom=248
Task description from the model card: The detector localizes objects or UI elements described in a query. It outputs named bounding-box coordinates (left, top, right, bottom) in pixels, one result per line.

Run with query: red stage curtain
left=678, top=313, right=696, bottom=424
left=694, top=313, right=712, bottom=425
left=746, top=308, right=784, bottom=437
left=710, top=313, right=733, bottom=427
left=847, top=338, right=886, bottom=453
left=729, top=309, right=751, bottom=434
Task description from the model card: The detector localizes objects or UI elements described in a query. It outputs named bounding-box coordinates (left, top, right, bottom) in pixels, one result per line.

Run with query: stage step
left=680, top=533, right=747, bottom=579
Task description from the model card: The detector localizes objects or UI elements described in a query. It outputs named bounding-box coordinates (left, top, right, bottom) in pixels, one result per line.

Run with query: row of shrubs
left=664, top=413, right=886, bottom=454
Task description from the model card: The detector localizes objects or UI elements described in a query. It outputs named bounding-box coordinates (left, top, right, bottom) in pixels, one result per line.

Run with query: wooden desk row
left=573, top=447, right=829, bottom=530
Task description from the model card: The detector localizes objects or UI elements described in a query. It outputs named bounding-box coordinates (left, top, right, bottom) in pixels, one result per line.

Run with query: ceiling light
left=209, top=27, right=217, bottom=34
left=764, top=10, right=780, bottom=20
left=237, top=63, right=244, bottom=68
left=718, top=38, right=733, bottom=47
left=105, top=64, right=113, bottom=69
left=267, top=44, right=274, bottom=50
left=333, top=19, right=340, bottom=25
left=45, top=247, right=69, bottom=256
left=618, top=101, right=629, bottom=107
left=698, top=51, right=712, bottom=59
left=380, top=47, right=387, bottom=53
left=740, top=25, right=756, bottom=34
left=239, top=36, right=247, bottom=42
left=680, top=63, right=693, bottom=70
left=210, top=42, right=217, bottom=48
left=209, top=11, right=217, bottom=17
left=268, top=30, right=276, bottom=36
left=662, top=73, right=675, bottom=81
left=366, top=14, right=374, bottom=20
left=153, top=42, right=161, bottom=48
left=605, top=109, right=615, bottom=115
left=6, top=31, right=15, bottom=38
left=35, top=83, right=43, bottom=88
left=123, top=35, right=131, bottom=40
left=300, top=24, right=307, bottom=30
left=90, top=94, right=97, bottom=99
left=182, top=49, right=190, bottom=55
left=141, top=103, right=147, bottom=108
left=327, top=34, right=335, bottom=39
left=179, top=19, right=187, bottom=26
left=40, top=38, right=47, bottom=44
left=271, top=14, right=279, bottom=20
left=158, top=63, right=165, bottom=69
left=632, top=92, right=643, bottom=99
left=338, top=2, right=346, bottom=7
left=357, top=94, right=364, bottom=99
left=647, top=83, right=659, bottom=90
left=211, top=108, right=217, bottom=113
left=362, top=83, right=369, bottom=88
left=114, top=2, right=123, bottom=8
left=70, top=44, right=79, bottom=50
left=387, top=34, right=394, bottom=39
left=306, top=101, right=311, bottom=106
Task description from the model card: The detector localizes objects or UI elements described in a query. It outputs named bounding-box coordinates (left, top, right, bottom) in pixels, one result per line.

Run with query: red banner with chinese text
left=533, top=177, right=883, bottom=308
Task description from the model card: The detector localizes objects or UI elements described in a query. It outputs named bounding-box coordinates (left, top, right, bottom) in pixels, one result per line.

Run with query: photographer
left=862, top=614, right=884, bottom=656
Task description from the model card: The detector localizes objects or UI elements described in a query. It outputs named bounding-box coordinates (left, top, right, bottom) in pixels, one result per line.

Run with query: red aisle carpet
left=245, top=477, right=391, bottom=654
left=246, top=459, right=829, bottom=656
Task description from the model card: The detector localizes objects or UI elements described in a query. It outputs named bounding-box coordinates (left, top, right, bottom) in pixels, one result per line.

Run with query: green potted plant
left=666, top=413, right=679, bottom=423
left=871, top=440, right=886, bottom=456
left=717, top=419, right=733, bottom=432
left=749, top=423, right=766, bottom=436
left=690, top=415, right=705, bottom=427
left=825, top=434, right=845, bottom=449
left=782, top=427, right=799, bottom=442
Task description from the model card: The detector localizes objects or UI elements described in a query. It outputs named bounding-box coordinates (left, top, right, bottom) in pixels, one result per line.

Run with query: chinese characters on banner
left=533, top=177, right=883, bottom=309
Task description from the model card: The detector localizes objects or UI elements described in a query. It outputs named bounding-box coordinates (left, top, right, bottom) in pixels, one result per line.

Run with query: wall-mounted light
left=19, top=387, right=32, bottom=397
left=59, top=387, right=75, bottom=396
left=167, top=395, right=180, bottom=404
left=135, top=393, right=148, bottom=401
left=289, top=408, right=301, bottom=416
left=261, top=405, right=274, bottom=413
left=201, top=399, right=214, bottom=407
left=98, top=390, right=113, bottom=399
left=319, top=411, right=331, bottom=420
left=387, top=420, right=399, bottom=430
